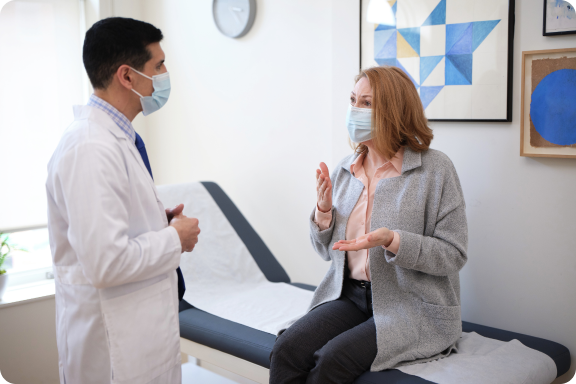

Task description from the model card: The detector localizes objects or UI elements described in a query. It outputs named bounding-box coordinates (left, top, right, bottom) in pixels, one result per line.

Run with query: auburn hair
left=352, top=66, right=434, bottom=160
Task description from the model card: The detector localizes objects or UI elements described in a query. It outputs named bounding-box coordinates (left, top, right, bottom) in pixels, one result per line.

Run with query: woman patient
left=269, top=66, right=468, bottom=383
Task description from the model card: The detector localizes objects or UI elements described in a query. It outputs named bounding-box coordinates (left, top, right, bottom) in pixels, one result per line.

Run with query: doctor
left=46, top=18, right=199, bottom=384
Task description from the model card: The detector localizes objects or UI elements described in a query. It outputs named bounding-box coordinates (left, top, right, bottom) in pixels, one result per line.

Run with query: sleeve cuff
left=382, top=231, right=400, bottom=254
left=314, top=205, right=333, bottom=231
left=166, top=225, right=182, bottom=255
left=309, top=206, right=336, bottom=244
left=383, top=230, right=421, bottom=269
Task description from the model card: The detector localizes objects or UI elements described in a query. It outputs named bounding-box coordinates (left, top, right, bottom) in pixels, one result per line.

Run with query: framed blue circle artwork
left=530, top=69, right=576, bottom=146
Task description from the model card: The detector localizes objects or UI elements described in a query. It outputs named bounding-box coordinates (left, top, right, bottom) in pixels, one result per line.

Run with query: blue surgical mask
left=130, top=68, right=171, bottom=116
left=346, top=105, right=372, bottom=143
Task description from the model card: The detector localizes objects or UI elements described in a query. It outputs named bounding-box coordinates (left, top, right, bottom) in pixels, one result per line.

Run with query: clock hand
left=228, top=6, right=243, bottom=24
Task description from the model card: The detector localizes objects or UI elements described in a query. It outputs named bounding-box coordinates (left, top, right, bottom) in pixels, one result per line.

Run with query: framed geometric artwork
left=520, top=48, right=576, bottom=159
left=360, top=0, right=515, bottom=122
left=543, top=0, right=576, bottom=36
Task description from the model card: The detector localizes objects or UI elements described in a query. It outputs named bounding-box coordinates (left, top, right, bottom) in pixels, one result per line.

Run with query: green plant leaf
left=0, top=232, right=28, bottom=270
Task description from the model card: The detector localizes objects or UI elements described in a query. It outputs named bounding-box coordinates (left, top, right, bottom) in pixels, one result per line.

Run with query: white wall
left=120, top=0, right=575, bottom=382
left=113, top=0, right=361, bottom=285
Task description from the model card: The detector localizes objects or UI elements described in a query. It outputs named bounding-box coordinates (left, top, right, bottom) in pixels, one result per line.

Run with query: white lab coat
left=46, top=105, right=183, bottom=384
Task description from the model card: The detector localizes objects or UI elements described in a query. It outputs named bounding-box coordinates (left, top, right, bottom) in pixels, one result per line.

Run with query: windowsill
left=0, top=280, right=55, bottom=309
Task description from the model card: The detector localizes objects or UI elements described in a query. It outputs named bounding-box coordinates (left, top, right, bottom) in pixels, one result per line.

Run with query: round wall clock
left=213, top=0, right=257, bottom=38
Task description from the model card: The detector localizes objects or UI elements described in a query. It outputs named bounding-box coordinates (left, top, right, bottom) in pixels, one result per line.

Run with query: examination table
left=177, top=182, right=571, bottom=384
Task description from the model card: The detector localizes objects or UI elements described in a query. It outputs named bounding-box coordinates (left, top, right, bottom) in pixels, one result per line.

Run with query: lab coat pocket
left=417, top=301, right=461, bottom=358
left=101, top=277, right=180, bottom=384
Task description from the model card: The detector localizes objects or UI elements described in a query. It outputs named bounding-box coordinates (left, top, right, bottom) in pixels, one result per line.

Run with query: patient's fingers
left=316, top=174, right=324, bottom=190
left=334, top=241, right=368, bottom=251
left=318, top=178, right=328, bottom=198
left=324, top=178, right=332, bottom=191
left=319, top=162, right=330, bottom=178
left=316, top=162, right=333, bottom=212
left=322, top=177, right=330, bottom=193
left=332, top=236, right=372, bottom=251
left=316, top=172, right=326, bottom=190
left=323, top=185, right=332, bottom=199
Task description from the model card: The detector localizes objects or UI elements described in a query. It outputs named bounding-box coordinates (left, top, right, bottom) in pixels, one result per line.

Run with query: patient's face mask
left=346, top=105, right=373, bottom=143
left=130, top=68, right=171, bottom=116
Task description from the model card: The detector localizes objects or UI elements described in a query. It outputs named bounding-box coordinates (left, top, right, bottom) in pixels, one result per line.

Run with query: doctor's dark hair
left=352, top=66, right=434, bottom=160
left=83, top=17, right=163, bottom=90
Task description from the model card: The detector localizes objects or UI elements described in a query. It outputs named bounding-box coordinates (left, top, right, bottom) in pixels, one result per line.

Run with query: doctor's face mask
left=130, top=67, right=171, bottom=116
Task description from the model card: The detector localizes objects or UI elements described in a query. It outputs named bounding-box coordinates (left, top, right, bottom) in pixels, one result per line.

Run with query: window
left=0, top=0, right=87, bottom=232
left=0, top=0, right=87, bottom=286
left=3, top=228, right=53, bottom=286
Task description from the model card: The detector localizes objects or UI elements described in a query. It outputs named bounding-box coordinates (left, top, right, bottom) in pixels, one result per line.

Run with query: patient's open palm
left=332, top=227, right=393, bottom=251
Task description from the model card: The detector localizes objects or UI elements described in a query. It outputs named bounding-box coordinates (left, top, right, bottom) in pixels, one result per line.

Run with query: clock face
left=213, top=0, right=256, bottom=38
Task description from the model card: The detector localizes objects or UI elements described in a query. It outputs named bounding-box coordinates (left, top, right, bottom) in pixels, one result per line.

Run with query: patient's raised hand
left=316, top=162, right=332, bottom=213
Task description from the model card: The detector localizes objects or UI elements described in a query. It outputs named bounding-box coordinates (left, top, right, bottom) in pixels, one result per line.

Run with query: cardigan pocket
left=416, top=301, right=462, bottom=358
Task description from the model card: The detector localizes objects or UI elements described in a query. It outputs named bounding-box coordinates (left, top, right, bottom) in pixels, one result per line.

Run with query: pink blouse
left=314, top=148, right=403, bottom=281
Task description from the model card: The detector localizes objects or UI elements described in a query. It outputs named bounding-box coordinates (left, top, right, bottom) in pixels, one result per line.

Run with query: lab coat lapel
left=84, top=106, right=160, bottom=200
left=126, top=140, right=156, bottom=184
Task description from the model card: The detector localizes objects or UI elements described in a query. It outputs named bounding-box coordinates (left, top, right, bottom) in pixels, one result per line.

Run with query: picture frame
left=543, top=0, right=576, bottom=36
left=360, top=0, right=515, bottom=122
left=520, top=48, right=576, bottom=159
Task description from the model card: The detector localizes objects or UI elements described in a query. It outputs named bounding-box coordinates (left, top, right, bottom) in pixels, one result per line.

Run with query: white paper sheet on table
left=397, top=332, right=557, bottom=384
left=157, top=182, right=313, bottom=335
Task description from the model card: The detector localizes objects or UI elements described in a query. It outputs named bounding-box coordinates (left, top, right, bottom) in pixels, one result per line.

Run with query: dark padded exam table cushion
left=179, top=182, right=570, bottom=382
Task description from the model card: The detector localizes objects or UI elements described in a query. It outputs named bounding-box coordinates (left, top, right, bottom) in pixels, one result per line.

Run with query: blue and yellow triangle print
left=422, top=0, right=446, bottom=26
left=372, top=0, right=501, bottom=110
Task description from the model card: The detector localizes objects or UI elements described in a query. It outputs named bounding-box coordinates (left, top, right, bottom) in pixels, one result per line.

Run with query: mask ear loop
left=130, top=67, right=153, bottom=80
left=131, top=88, right=144, bottom=98
left=129, top=67, right=151, bottom=98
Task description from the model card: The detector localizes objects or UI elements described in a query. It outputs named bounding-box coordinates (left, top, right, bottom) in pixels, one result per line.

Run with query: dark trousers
left=269, top=279, right=377, bottom=384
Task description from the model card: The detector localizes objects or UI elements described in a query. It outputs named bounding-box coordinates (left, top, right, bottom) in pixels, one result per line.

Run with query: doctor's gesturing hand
left=169, top=207, right=201, bottom=253
left=316, top=162, right=332, bottom=213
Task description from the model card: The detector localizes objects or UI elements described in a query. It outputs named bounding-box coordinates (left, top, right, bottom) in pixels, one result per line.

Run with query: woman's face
left=350, top=76, right=373, bottom=109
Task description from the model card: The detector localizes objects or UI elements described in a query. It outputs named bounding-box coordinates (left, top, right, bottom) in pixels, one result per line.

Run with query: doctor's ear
left=116, top=65, right=136, bottom=91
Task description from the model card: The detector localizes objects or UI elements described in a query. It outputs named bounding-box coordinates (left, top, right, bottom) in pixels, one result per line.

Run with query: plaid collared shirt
left=87, top=94, right=136, bottom=143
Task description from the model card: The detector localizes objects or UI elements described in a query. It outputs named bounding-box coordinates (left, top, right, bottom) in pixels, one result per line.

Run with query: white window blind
left=0, top=0, right=87, bottom=231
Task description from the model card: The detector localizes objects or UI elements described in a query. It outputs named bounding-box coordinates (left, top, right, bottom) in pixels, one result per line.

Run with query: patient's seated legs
left=307, top=318, right=376, bottom=383
left=269, top=293, right=376, bottom=384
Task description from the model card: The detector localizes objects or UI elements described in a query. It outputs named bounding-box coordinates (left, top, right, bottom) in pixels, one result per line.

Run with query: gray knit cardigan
left=307, top=147, right=468, bottom=372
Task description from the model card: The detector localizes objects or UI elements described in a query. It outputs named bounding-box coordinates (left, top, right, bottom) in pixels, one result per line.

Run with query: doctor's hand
left=170, top=214, right=200, bottom=253
left=165, top=204, right=184, bottom=223
left=332, top=227, right=393, bottom=252
left=316, top=162, right=332, bottom=213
